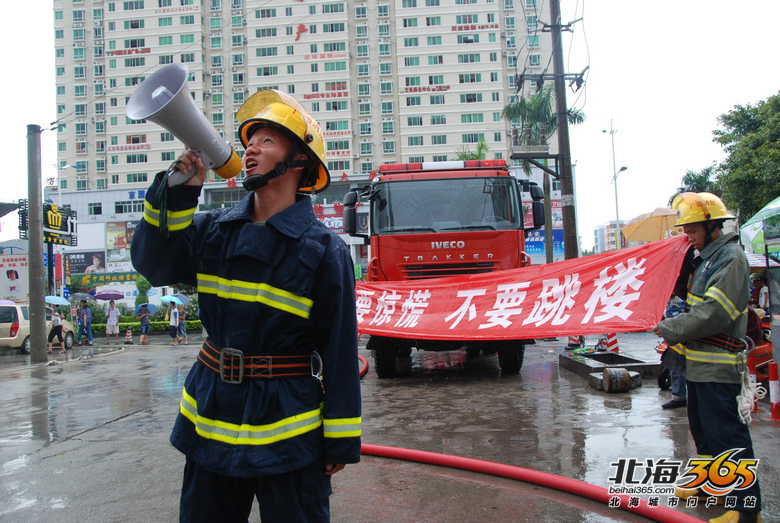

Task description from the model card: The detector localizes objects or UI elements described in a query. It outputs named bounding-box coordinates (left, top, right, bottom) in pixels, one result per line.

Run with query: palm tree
left=502, top=85, right=586, bottom=174
left=667, top=164, right=721, bottom=205
left=455, top=138, right=490, bottom=161
left=503, top=85, right=585, bottom=262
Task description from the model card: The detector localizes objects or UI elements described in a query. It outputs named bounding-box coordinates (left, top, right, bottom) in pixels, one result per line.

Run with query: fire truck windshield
left=371, top=177, right=522, bottom=235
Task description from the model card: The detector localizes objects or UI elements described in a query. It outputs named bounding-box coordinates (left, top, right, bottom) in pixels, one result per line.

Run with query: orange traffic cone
left=125, top=328, right=133, bottom=345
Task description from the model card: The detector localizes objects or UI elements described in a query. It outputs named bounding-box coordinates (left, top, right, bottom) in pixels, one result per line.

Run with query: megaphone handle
left=166, top=164, right=197, bottom=187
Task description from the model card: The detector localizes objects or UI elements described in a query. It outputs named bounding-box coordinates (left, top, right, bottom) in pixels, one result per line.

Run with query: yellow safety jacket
left=657, top=233, right=749, bottom=384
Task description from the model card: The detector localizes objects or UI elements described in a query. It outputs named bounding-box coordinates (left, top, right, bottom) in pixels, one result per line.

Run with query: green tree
left=455, top=138, right=490, bottom=160
left=667, top=164, right=721, bottom=205
left=135, top=275, right=152, bottom=307
left=713, top=93, right=780, bottom=221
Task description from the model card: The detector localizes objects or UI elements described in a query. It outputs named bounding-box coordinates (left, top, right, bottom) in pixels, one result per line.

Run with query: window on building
left=460, top=93, right=483, bottom=103
left=462, top=133, right=485, bottom=143
left=383, top=141, right=395, bottom=154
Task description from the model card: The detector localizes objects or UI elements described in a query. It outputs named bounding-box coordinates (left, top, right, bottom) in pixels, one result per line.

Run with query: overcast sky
left=2, top=0, right=779, bottom=250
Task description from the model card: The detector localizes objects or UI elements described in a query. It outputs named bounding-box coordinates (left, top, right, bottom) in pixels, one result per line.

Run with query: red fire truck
left=344, top=159, right=545, bottom=378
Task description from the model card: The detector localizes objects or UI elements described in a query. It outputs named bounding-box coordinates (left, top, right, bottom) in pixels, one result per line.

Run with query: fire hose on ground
left=360, top=444, right=705, bottom=523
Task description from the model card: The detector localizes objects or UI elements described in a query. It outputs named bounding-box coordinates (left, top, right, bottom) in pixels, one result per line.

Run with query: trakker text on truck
left=344, top=159, right=545, bottom=378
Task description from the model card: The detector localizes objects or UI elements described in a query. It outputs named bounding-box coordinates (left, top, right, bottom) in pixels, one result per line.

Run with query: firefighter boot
left=709, top=511, right=761, bottom=523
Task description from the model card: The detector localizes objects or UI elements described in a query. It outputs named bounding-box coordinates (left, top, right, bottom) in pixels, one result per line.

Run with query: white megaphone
left=126, top=63, right=242, bottom=187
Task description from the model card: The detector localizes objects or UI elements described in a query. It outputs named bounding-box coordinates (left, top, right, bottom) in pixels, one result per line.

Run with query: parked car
left=0, top=303, right=76, bottom=354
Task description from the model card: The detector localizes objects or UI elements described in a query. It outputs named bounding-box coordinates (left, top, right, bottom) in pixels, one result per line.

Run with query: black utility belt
left=198, top=338, right=318, bottom=384
left=695, top=334, right=747, bottom=353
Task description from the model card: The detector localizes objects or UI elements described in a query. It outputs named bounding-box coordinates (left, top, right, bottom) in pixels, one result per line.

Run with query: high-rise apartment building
left=50, top=0, right=553, bottom=273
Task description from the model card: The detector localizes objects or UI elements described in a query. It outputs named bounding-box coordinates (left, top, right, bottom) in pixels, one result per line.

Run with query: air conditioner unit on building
left=95, top=40, right=103, bottom=45
left=501, top=51, right=509, bottom=57
left=205, top=90, right=212, bottom=95
left=353, top=153, right=360, bottom=158
left=93, top=21, right=101, bottom=27
left=501, top=31, right=507, bottom=37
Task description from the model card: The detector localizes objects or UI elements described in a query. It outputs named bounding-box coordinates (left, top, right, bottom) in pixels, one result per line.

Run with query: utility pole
left=550, top=0, right=578, bottom=259
left=27, top=125, right=47, bottom=363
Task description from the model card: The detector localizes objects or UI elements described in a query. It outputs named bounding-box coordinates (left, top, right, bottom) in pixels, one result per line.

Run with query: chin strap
left=703, top=220, right=720, bottom=247
left=242, top=145, right=309, bottom=192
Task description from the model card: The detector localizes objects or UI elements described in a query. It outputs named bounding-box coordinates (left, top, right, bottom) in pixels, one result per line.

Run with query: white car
left=0, top=303, right=76, bottom=354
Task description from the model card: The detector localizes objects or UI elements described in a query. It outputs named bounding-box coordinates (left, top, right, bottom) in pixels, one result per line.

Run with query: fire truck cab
left=344, top=159, right=545, bottom=377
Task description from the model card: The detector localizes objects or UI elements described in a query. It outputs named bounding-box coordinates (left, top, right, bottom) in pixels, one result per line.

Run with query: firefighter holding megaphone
left=129, top=65, right=361, bottom=522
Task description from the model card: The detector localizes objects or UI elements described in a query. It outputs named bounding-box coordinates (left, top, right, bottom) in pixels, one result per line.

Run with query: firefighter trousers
left=687, top=381, right=761, bottom=512
left=179, top=457, right=332, bottom=522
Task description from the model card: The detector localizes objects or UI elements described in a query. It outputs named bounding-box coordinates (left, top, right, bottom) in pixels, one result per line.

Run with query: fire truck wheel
left=368, top=336, right=398, bottom=379
left=497, top=343, right=524, bottom=374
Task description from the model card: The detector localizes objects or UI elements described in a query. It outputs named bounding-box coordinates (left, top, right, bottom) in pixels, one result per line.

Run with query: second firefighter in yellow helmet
left=237, top=90, right=329, bottom=193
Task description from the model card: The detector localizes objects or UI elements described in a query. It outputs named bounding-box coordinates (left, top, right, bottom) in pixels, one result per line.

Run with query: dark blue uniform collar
left=216, top=193, right=317, bottom=239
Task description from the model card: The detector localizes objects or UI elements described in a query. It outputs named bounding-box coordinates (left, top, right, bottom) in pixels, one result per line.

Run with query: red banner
left=356, top=236, right=690, bottom=340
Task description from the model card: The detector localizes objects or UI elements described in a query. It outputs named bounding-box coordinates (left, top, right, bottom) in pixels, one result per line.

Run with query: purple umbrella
left=94, top=290, right=124, bottom=300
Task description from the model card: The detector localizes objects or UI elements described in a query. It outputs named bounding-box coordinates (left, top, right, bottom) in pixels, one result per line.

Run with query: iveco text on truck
left=344, top=159, right=545, bottom=378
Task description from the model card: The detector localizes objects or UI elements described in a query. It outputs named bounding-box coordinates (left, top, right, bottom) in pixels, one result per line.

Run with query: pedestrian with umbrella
left=47, top=306, right=65, bottom=354
left=105, top=300, right=120, bottom=345
left=135, top=303, right=153, bottom=345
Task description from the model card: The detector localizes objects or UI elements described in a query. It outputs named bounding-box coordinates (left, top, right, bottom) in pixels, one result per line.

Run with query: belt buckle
left=219, top=347, right=244, bottom=384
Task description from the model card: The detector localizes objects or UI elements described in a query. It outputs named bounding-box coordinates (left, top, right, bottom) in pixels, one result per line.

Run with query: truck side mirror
left=532, top=200, right=545, bottom=230
left=343, top=190, right=358, bottom=235
left=529, top=185, right=544, bottom=201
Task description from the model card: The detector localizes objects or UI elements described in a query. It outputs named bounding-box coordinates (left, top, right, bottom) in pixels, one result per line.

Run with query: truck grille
left=403, top=262, right=495, bottom=279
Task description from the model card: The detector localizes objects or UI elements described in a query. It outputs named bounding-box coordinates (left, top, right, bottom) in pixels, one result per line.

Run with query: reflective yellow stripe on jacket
left=685, top=347, right=741, bottom=366
left=687, top=288, right=744, bottom=322
left=143, top=200, right=196, bottom=232
left=323, top=417, right=362, bottom=439
left=179, top=388, right=322, bottom=445
left=705, top=286, right=742, bottom=321
left=197, top=274, right=313, bottom=319
left=670, top=342, right=741, bottom=366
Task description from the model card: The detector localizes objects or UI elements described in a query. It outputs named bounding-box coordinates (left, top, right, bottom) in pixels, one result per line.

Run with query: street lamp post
left=603, top=121, right=627, bottom=249
left=612, top=165, right=628, bottom=249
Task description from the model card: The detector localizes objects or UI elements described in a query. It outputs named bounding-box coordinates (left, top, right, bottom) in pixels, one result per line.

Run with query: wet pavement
left=0, top=331, right=777, bottom=522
